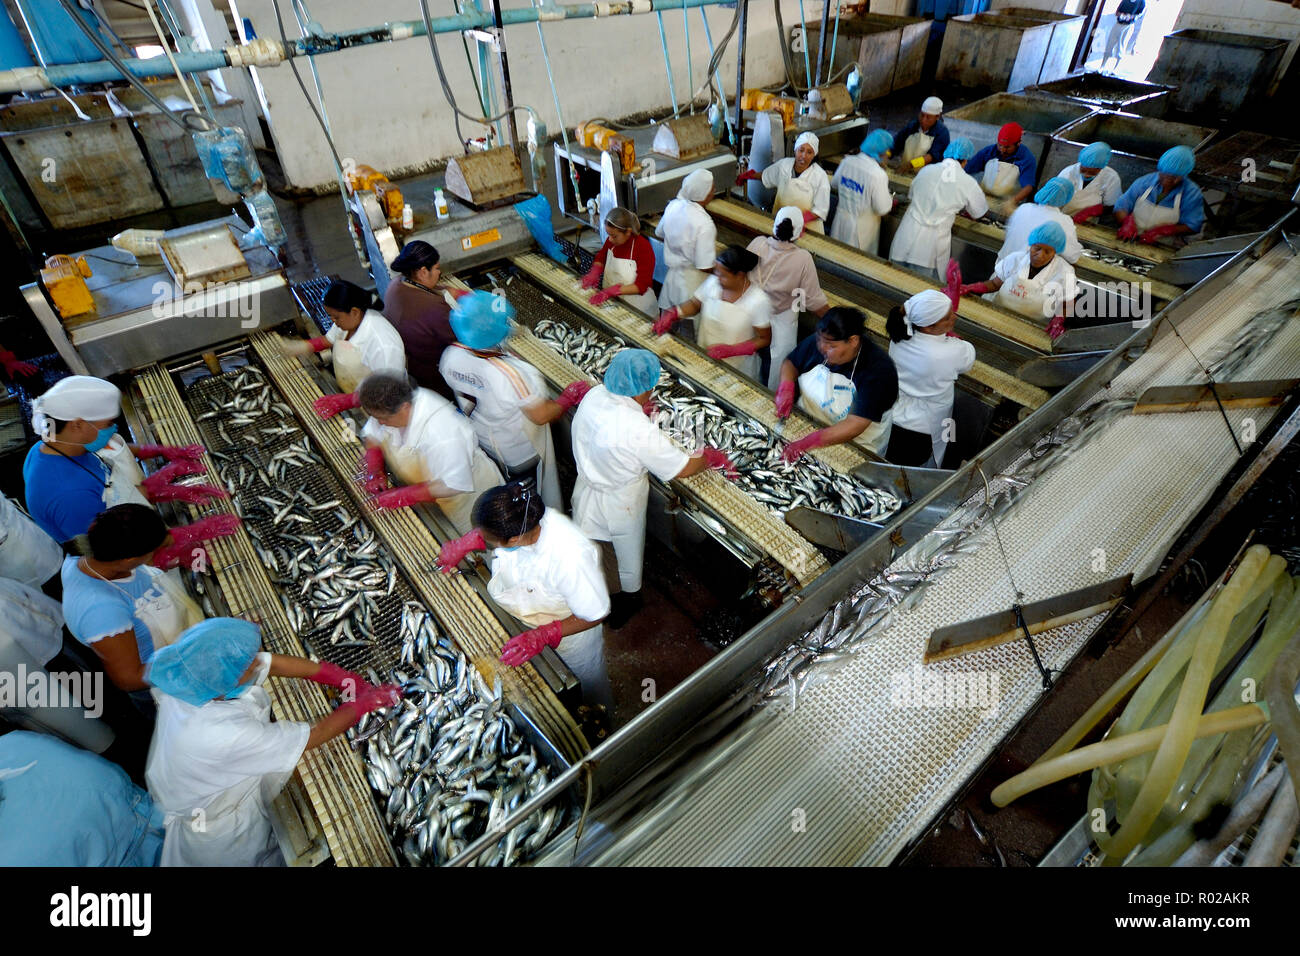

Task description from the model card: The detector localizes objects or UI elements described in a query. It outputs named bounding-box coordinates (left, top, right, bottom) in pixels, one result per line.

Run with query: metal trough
left=1043, top=109, right=1218, bottom=188
left=990, top=7, right=1086, bottom=85
left=944, top=92, right=1094, bottom=173
left=1150, top=29, right=1289, bottom=118
left=1028, top=72, right=1173, bottom=118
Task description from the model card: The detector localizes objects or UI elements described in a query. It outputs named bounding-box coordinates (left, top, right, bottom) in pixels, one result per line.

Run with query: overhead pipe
left=0, top=0, right=738, bottom=93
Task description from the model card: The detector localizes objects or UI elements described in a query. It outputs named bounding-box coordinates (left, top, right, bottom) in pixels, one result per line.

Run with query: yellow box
left=41, top=255, right=95, bottom=319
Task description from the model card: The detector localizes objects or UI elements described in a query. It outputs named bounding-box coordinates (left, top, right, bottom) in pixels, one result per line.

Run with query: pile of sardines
left=355, top=604, right=565, bottom=866
left=529, top=319, right=900, bottom=522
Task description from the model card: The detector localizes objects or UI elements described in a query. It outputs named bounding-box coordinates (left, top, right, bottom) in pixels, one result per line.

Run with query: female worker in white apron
left=747, top=208, right=831, bottom=390
left=774, top=308, right=900, bottom=461
left=1059, top=142, right=1123, bottom=224
left=655, top=169, right=718, bottom=310
left=146, top=617, right=399, bottom=866
left=581, top=207, right=659, bottom=315
left=889, top=138, right=989, bottom=280
left=281, top=279, right=407, bottom=418
left=436, top=483, right=613, bottom=709
left=997, top=177, right=1083, bottom=266
left=884, top=290, right=976, bottom=468
left=439, top=290, right=590, bottom=509
left=830, top=128, right=895, bottom=255
left=357, top=370, right=503, bottom=534
left=737, top=131, right=831, bottom=233
left=960, top=222, right=1077, bottom=339
left=1114, top=146, right=1206, bottom=245
left=654, top=246, right=772, bottom=382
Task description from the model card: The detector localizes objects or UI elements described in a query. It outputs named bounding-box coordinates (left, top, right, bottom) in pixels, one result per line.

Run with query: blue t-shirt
left=787, top=334, right=898, bottom=422
left=892, top=118, right=950, bottom=162
left=61, top=556, right=164, bottom=663
left=1113, top=172, right=1205, bottom=234
left=966, top=143, right=1038, bottom=190
left=23, top=443, right=110, bottom=543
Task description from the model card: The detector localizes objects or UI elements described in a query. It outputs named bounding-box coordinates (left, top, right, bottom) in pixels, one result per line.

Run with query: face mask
left=229, top=652, right=271, bottom=697
left=83, top=424, right=117, bottom=454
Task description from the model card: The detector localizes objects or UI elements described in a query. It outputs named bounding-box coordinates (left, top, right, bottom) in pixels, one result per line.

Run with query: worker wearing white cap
left=1058, top=142, right=1123, bottom=224
left=830, top=128, right=895, bottom=255
left=747, top=208, right=830, bottom=390
left=891, top=96, right=950, bottom=173
left=889, top=138, right=989, bottom=280
left=737, top=131, right=831, bottom=233
left=884, top=290, right=975, bottom=468
left=996, top=177, right=1083, bottom=266
left=656, top=169, right=718, bottom=311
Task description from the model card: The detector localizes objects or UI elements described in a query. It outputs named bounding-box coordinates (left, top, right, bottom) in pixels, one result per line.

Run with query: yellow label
left=460, top=228, right=501, bottom=251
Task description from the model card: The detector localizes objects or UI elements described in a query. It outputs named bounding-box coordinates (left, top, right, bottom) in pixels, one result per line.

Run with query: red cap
left=998, top=122, right=1023, bottom=146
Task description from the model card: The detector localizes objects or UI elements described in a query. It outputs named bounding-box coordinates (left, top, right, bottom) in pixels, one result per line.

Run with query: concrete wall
left=990, top=0, right=1085, bottom=14
left=233, top=0, right=814, bottom=191
left=1174, top=0, right=1300, bottom=91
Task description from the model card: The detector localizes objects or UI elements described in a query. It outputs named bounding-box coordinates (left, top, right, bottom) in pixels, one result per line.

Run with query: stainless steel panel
left=1150, top=29, right=1289, bottom=118
left=1042, top=110, right=1217, bottom=188
left=945, top=93, right=1093, bottom=171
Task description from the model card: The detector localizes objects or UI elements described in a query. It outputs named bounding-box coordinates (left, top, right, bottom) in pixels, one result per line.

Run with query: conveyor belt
left=132, top=364, right=397, bottom=867
left=584, top=244, right=1300, bottom=866
left=248, top=332, right=591, bottom=763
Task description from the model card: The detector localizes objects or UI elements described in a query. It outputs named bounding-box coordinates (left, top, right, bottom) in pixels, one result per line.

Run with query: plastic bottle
left=402, top=203, right=414, bottom=230
left=435, top=189, right=450, bottom=220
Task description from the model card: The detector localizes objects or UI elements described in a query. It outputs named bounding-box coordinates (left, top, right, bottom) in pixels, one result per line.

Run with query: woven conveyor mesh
left=131, top=364, right=396, bottom=866
left=592, top=245, right=1300, bottom=866
left=247, top=333, right=591, bottom=763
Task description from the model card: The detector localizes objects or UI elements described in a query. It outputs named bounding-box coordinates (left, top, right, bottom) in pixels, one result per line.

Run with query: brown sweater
left=381, top=278, right=456, bottom=400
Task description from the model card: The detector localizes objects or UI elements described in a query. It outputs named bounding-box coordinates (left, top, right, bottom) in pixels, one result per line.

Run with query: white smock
left=438, top=345, right=560, bottom=509
left=324, top=309, right=406, bottom=393
left=899, top=127, right=935, bottom=166
left=889, top=333, right=976, bottom=466
left=656, top=198, right=716, bottom=309
left=829, top=153, right=892, bottom=254
left=889, top=159, right=988, bottom=276
left=0, top=494, right=62, bottom=587
left=996, top=203, right=1083, bottom=265
left=488, top=511, right=612, bottom=708
left=1059, top=163, right=1122, bottom=216
left=797, top=358, right=892, bottom=453
left=361, top=388, right=503, bottom=535
left=146, top=676, right=309, bottom=867
left=981, top=158, right=1022, bottom=198
left=600, top=243, right=658, bottom=315
left=1130, top=183, right=1182, bottom=233
left=571, top=386, right=690, bottom=593
left=762, top=159, right=831, bottom=233
left=96, top=435, right=151, bottom=509
left=693, top=276, right=772, bottom=382
left=986, top=249, right=1078, bottom=321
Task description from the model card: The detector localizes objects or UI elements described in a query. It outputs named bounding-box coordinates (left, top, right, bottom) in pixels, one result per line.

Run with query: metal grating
left=291, top=276, right=338, bottom=336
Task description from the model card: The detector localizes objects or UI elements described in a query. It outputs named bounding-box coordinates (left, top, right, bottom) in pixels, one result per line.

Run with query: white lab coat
left=656, top=198, right=717, bottom=309
left=997, top=203, right=1083, bottom=265
left=762, top=159, right=831, bottom=232
left=1058, top=163, right=1123, bottom=216
left=0, top=495, right=62, bottom=587
left=325, top=309, right=406, bottom=393
left=830, top=153, right=893, bottom=254
left=362, top=388, right=503, bottom=535
left=147, top=682, right=309, bottom=867
left=889, top=333, right=976, bottom=467
left=987, top=249, right=1078, bottom=321
left=571, top=386, right=690, bottom=593
left=890, top=159, right=988, bottom=276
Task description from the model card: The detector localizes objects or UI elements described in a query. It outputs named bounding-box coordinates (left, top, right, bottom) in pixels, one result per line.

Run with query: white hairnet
left=678, top=169, right=715, bottom=202
left=903, top=289, right=952, bottom=328
left=921, top=96, right=943, bottom=115
left=774, top=206, right=805, bottom=241
left=794, top=131, right=819, bottom=156
left=30, top=376, right=121, bottom=440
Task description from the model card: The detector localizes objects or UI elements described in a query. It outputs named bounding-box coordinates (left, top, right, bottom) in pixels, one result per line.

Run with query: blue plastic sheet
left=514, top=194, right=568, bottom=264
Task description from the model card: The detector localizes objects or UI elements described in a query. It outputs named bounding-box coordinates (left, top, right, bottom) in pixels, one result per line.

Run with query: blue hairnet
left=1034, top=177, right=1075, bottom=208
left=1028, top=222, right=1067, bottom=253
left=146, top=618, right=262, bottom=706
left=1158, top=145, right=1195, bottom=177
left=944, top=137, right=975, bottom=161
left=1078, top=141, right=1112, bottom=169
left=862, top=129, right=894, bottom=159
left=450, top=290, right=515, bottom=350
left=605, top=349, right=661, bottom=396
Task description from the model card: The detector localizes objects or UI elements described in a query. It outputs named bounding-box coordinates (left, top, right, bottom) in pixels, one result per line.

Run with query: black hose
left=271, top=0, right=346, bottom=178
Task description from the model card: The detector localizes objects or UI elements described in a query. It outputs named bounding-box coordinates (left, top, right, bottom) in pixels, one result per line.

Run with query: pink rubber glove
left=782, top=429, right=826, bottom=463
left=152, top=542, right=209, bottom=570
left=1116, top=216, right=1139, bottom=241
left=308, top=661, right=367, bottom=692
left=170, top=514, right=242, bottom=546
left=449, top=289, right=473, bottom=301
left=307, top=337, right=331, bottom=352
left=588, top=287, right=621, bottom=306
left=371, top=484, right=437, bottom=510
left=959, top=282, right=991, bottom=297
left=0, top=350, right=38, bottom=378
left=343, top=683, right=402, bottom=723
left=708, top=341, right=757, bottom=360
left=500, top=621, right=565, bottom=667
left=642, top=397, right=659, bottom=418
left=945, top=259, right=963, bottom=312
left=1071, top=204, right=1104, bottom=224
left=775, top=380, right=796, bottom=419
left=736, top=168, right=760, bottom=185
left=1046, top=315, right=1067, bottom=340
left=700, top=446, right=738, bottom=479
left=135, top=443, right=205, bottom=462
left=801, top=210, right=817, bottom=225
left=362, top=447, right=388, bottom=495
left=1139, top=224, right=1184, bottom=245
left=555, top=381, right=591, bottom=411
left=580, top=265, right=603, bottom=289
left=653, top=307, right=679, bottom=336
left=437, top=528, right=486, bottom=571
left=146, top=482, right=229, bottom=505
left=313, top=392, right=360, bottom=419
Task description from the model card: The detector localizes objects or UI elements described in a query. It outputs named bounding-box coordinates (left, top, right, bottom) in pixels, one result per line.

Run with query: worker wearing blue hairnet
left=569, top=349, right=734, bottom=627
left=996, top=176, right=1083, bottom=266
left=1058, top=142, right=1123, bottom=224
left=1114, top=146, right=1204, bottom=244
left=960, top=222, right=1077, bottom=340
left=830, top=128, right=896, bottom=255
left=145, top=617, right=399, bottom=866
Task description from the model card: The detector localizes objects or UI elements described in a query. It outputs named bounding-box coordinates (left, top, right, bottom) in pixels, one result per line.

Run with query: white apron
left=981, top=160, right=1021, bottom=198
left=900, top=130, right=935, bottom=166
left=381, top=436, right=502, bottom=537
left=331, top=338, right=370, bottom=394
left=775, top=170, right=825, bottom=234
left=1062, top=175, right=1107, bottom=216
left=1131, top=185, right=1182, bottom=234
left=697, top=295, right=760, bottom=381
left=572, top=474, right=648, bottom=594
left=515, top=413, right=562, bottom=511
left=989, top=267, right=1054, bottom=320
left=891, top=393, right=951, bottom=468
left=96, top=436, right=151, bottom=509
left=602, top=251, right=658, bottom=316
left=93, top=562, right=200, bottom=655
left=796, top=363, right=891, bottom=453
left=766, top=308, right=799, bottom=392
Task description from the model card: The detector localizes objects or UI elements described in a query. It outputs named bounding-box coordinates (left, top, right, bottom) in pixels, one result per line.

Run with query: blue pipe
left=655, top=11, right=680, bottom=117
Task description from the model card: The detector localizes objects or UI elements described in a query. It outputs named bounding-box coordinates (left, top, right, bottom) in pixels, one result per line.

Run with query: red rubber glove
left=140, top=461, right=212, bottom=502
left=0, top=350, right=38, bottom=378
left=1071, top=204, right=1104, bottom=224
left=775, top=380, right=796, bottom=419
left=653, top=307, right=679, bottom=336
left=580, top=265, right=603, bottom=289
left=152, top=542, right=209, bottom=570
left=1116, top=216, right=1139, bottom=241
left=782, top=429, right=826, bottom=463
left=135, top=443, right=205, bottom=462
left=642, top=397, right=659, bottom=418
left=307, top=337, right=331, bottom=352
left=343, top=683, right=402, bottom=723
left=555, top=381, right=591, bottom=411
left=736, top=168, right=761, bottom=185
left=801, top=210, right=817, bottom=225
left=1046, top=315, right=1067, bottom=340
left=1139, top=224, right=1184, bottom=245
left=945, top=259, right=963, bottom=312
left=700, top=446, right=738, bottom=479
left=437, top=528, right=486, bottom=571
left=959, top=282, right=991, bottom=297
left=308, top=661, right=367, bottom=692
left=362, top=447, right=388, bottom=495
left=146, top=482, right=229, bottom=505
left=500, top=621, right=565, bottom=667
left=588, top=287, right=620, bottom=306
left=170, top=514, right=242, bottom=546
left=708, top=341, right=757, bottom=360
left=371, top=484, right=437, bottom=510
left=313, top=392, right=360, bottom=419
